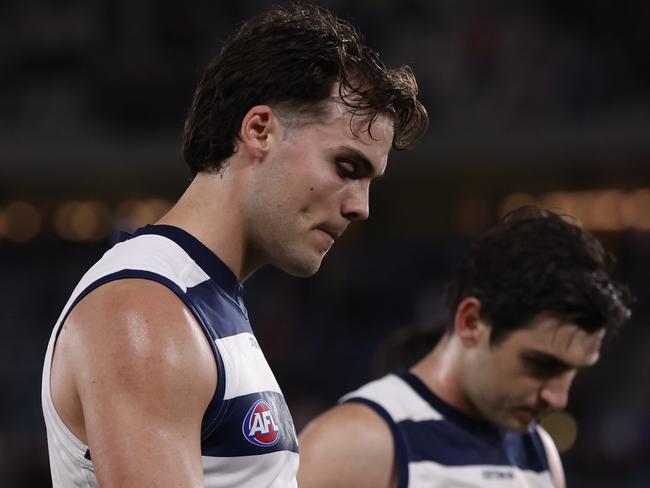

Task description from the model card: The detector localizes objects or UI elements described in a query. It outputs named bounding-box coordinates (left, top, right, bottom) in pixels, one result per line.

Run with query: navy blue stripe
left=54, top=270, right=226, bottom=440
left=186, top=280, right=252, bottom=338
left=398, top=371, right=549, bottom=472
left=397, top=418, right=548, bottom=472
left=131, top=224, right=243, bottom=304
left=504, top=429, right=549, bottom=472
left=399, top=370, right=502, bottom=438
left=202, top=391, right=298, bottom=457
left=344, top=398, right=409, bottom=488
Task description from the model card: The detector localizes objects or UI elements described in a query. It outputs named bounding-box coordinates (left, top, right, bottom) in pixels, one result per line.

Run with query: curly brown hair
left=182, top=3, right=428, bottom=176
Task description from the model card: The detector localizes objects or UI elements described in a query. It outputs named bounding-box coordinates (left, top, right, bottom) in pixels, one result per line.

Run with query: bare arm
left=52, top=279, right=217, bottom=487
left=537, top=426, right=566, bottom=488
left=297, top=402, right=397, bottom=488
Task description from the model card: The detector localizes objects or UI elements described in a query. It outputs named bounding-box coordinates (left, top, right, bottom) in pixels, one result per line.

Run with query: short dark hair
left=182, top=3, right=428, bottom=176
left=444, top=206, right=632, bottom=344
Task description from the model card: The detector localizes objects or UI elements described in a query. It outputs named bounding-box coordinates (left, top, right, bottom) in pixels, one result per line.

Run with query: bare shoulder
left=536, top=425, right=565, bottom=488
left=65, top=278, right=216, bottom=396
left=53, top=278, right=217, bottom=442
left=298, top=402, right=396, bottom=488
left=52, top=278, right=217, bottom=485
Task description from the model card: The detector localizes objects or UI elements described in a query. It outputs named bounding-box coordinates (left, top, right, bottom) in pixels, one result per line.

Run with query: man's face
left=461, top=315, right=605, bottom=432
left=243, top=99, right=393, bottom=277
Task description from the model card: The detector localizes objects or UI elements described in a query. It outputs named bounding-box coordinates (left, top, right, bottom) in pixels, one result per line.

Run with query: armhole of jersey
left=53, top=269, right=227, bottom=440
left=344, top=397, right=409, bottom=488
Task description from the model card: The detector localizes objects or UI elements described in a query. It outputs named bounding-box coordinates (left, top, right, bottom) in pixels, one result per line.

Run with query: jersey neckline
left=399, top=369, right=504, bottom=439
left=126, top=224, right=244, bottom=303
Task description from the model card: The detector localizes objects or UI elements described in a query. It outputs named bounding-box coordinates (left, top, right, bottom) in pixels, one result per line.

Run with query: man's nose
left=539, top=371, right=575, bottom=410
left=341, top=182, right=370, bottom=222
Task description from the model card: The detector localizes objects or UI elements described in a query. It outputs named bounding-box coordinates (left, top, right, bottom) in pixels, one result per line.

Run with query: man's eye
left=524, top=359, right=566, bottom=378
left=526, top=361, right=549, bottom=376
left=336, top=161, right=356, bottom=178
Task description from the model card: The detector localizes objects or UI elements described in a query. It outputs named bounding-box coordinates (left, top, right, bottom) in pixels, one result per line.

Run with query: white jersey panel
left=42, top=390, right=97, bottom=488
left=202, top=451, right=299, bottom=488
left=341, top=375, right=442, bottom=422
left=409, top=461, right=554, bottom=488
left=216, top=332, right=282, bottom=400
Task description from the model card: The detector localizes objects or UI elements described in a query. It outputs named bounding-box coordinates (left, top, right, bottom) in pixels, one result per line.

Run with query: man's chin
left=506, top=409, right=540, bottom=432
left=278, top=255, right=324, bottom=278
left=508, top=420, right=535, bottom=433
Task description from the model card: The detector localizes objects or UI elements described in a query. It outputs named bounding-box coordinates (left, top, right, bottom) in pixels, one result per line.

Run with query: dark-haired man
left=298, top=207, right=631, bottom=488
left=41, top=4, right=427, bottom=487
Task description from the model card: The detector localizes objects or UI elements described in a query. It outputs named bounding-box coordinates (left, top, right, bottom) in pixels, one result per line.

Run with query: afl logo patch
left=242, top=399, right=280, bottom=447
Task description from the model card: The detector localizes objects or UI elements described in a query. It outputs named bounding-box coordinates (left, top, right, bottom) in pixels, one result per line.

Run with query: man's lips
left=317, top=227, right=343, bottom=241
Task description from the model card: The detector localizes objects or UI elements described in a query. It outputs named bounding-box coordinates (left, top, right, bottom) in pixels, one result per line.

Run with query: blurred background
left=1, top=0, right=648, bottom=486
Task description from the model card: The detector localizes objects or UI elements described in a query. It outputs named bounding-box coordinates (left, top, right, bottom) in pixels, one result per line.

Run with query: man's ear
left=453, top=297, right=489, bottom=347
left=238, top=105, right=278, bottom=158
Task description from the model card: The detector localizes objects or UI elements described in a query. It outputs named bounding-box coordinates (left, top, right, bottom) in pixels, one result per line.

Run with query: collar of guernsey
left=399, top=370, right=506, bottom=439
left=124, top=223, right=246, bottom=308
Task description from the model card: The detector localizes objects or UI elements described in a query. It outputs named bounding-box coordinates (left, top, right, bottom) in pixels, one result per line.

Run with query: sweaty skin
left=51, top=279, right=216, bottom=487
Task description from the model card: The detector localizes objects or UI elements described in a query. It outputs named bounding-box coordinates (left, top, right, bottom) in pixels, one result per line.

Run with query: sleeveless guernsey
left=342, top=371, right=554, bottom=488
left=42, top=224, right=298, bottom=487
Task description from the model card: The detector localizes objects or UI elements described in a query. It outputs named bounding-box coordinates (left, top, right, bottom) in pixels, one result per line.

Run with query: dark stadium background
left=1, top=1, right=648, bottom=486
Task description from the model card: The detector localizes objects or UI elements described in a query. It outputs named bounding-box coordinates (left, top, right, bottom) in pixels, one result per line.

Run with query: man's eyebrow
left=521, top=350, right=575, bottom=371
left=334, top=145, right=384, bottom=179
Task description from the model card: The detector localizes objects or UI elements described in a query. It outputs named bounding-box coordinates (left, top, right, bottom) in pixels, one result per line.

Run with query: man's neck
left=157, top=171, right=255, bottom=282
left=410, top=335, right=482, bottom=418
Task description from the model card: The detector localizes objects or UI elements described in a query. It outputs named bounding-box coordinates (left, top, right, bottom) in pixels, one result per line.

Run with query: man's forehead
left=321, top=85, right=395, bottom=137
left=329, top=100, right=394, bottom=138
left=318, top=101, right=392, bottom=175
left=510, top=318, right=605, bottom=368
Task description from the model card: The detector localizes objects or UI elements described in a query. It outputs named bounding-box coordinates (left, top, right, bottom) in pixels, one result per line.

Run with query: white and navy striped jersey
left=42, top=224, right=299, bottom=488
left=341, top=371, right=555, bottom=488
